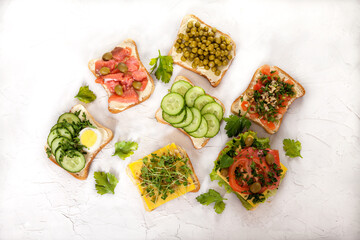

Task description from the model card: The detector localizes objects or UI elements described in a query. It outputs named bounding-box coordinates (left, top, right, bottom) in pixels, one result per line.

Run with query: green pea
left=195, top=21, right=200, bottom=28
left=203, top=59, right=209, bottom=65
left=178, top=33, right=184, bottom=39
left=266, top=153, right=275, bottom=165
left=215, top=38, right=221, bottom=44
left=227, top=55, right=233, bottom=60
left=220, top=35, right=225, bottom=41
left=250, top=182, right=261, bottom=193
left=117, top=62, right=128, bottom=73
left=209, top=55, right=215, bottom=61
left=192, top=48, right=198, bottom=53
left=184, top=51, right=190, bottom=58
left=190, top=41, right=197, bottom=48
left=192, top=62, right=197, bottom=69
left=102, top=52, right=113, bottom=61
left=176, top=48, right=182, bottom=53
left=220, top=43, right=226, bottom=50
left=114, top=85, right=123, bottom=96
left=227, top=45, right=233, bottom=51
left=215, top=70, right=221, bottom=76
left=198, top=49, right=203, bottom=55
left=211, top=67, right=217, bottom=72
left=99, top=67, right=110, bottom=75
left=187, top=22, right=193, bottom=28
left=174, top=43, right=180, bottom=49
left=183, top=34, right=190, bottom=41
left=212, top=27, right=217, bottom=33
left=177, top=38, right=182, bottom=43
left=225, top=38, right=231, bottom=44
left=181, top=56, right=186, bottom=61
left=203, top=51, right=209, bottom=56
left=223, top=59, right=228, bottom=66
left=205, top=65, right=210, bottom=70
left=209, top=61, right=215, bottom=68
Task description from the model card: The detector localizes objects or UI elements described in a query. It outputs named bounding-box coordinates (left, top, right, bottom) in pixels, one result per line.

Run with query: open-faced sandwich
left=211, top=131, right=287, bottom=210
left=45, top=104, right=113, bottom=180
left=88, top=39, right=155, bottom=113
left=155, top=76, right=225, bottom=149
left=231, top=65, right=305, bottom=134
left=127, top=143, right=200, bottom=211
left=169, top=14, right=236, bottom=87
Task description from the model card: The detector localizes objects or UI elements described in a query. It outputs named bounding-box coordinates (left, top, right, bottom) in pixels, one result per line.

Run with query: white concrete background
left=0, top=0, right=359, bottom=239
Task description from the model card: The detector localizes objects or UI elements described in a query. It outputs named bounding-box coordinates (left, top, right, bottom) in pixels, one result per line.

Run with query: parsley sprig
left=196, top=189, right=227, bottom=214
left=139, top=152, right=192, bottom=203
left=94, top=172, right=119, bottom=195
left=224, top=111, right=251, bottom=138
left=149, top=50, right=173, bottom=83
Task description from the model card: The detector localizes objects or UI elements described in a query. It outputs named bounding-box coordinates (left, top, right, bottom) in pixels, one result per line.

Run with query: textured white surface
left=0, top=0, right=359, bottom=239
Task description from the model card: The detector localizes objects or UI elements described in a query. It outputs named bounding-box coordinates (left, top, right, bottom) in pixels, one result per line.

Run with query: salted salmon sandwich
left=89, top=39, right=155, bottom=113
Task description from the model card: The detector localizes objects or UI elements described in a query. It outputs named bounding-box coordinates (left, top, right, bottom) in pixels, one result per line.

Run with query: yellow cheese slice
left=217, top=162, right=287, bottom=208
left=127, top=143, right=196, bottom=211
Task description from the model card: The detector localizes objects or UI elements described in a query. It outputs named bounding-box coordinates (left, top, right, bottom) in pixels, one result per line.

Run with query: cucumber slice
left=201, top=102, right=224, bottom=121
left=172, top=107, right=193, bottom=128
left=203, top=113, right=220, bottom=138
left=183, top=108, right=201, bottom=133
left=161, top=93, right=185, bottom=116
left=163, top=108, right=186, bottom=124
left=47, top=127, right=71, bottom=146
left=60, top=150, right=86, bottom=173
left=171, top=80, right=193, bottom=97
left=184, top=86, right=205, bottom=107
left=51, top=123, right=75, bottom=137
left=194, top=95, right=215, bottom=111
left=58, top=113, right=81, bottom=124
left=51, top=137, right=70, bottom=154
left=55, top=148, right=65, bottom=164
left=189, top=117, right=208, bottom=138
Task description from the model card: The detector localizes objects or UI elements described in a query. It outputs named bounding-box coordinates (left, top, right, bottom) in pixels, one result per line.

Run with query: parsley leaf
left=219, top=154, right=234, bottom=169
left=196, top=189, right=227, bottom=214
left=149, top=50, right=173, bottom=83
left=75, top=85, right=96, bottom=103
left=224, top=113, right=251, bottom=138
left=113, top=141, right=138, bottom=160
left=283, top=139, right=303, bottom=158
left=94, top=172, right=119, bottom=195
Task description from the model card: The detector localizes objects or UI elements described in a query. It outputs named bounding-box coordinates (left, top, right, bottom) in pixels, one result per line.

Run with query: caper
left=102, top=52, right=113, bottom=61
left=220, top=168, right=229, bottom=177
left=195, top=21, right=200, bottom=28
left=247, top=89, right=254, bottom=98
left=250, top=182, right=261, bottom=193
left=99, top=67, right=110, bottom=75
left=215, top=70, right=221, bottom=76
left=266, top=153, right=275, bottom=165
left=187, top=21, right=193, bottom=28
left=212, top=27, right=217, bottom=33
left=183, top=34, right=190, bottom=41
left=209, top=61, right=215, bottom=68
left=114, top=85, right=123, bottom=96
left=245, top=136, right=254, bottom=147
left=181, top=56, right=186, bottom=62
left=132, top=81, right=142, bottom=90
left=117, top=62, right=128, bottom=73
left=176, top=48, right=182, bottom=53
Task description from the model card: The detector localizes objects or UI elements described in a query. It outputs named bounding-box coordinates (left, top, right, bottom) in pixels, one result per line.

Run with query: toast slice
left=155, top=76, right=225, bottom=149
left=126, top=143, right=200, bottom=211
left=45, top=104, right=113, bottom=180
left=231, top=65, right=305, bottom=134
left=88, top=39, right=155, bottom=113
left=169, top=14, right=236, bottom=87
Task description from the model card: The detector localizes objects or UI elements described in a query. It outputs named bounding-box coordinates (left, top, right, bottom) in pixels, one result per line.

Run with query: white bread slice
left=126, top=143, right=200, bottom=212
left=169, top=14, right=236, bottom=87
left=155, top=76, right=225, bottom=149
left=231, top=65, right=305, bottom=134
left=88, top=39, right=155, bottom=113
left=45, top=104, right=113, bottom=180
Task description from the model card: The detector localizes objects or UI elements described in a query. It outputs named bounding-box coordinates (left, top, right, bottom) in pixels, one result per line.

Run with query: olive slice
left=132, top=81, right=142, bottom=90
left=266, top=153, right=275, bottom=165
left=99, top=67, right=110, bottom=75
left=114, top=85, right=123, bottom=96
left=117, top=62, right=128, bottom=73
left=250, top=182, right=261, bottom=193
left=102, top=52, right=113, bottom=61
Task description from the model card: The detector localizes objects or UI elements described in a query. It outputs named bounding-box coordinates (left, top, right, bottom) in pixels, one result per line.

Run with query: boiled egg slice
left=79, top=127, right=103, bottom=153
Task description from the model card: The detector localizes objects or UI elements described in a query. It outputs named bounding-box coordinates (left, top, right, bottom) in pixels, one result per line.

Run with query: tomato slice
left=241, top=101, right=249, bottom=111
left=261, top=65, right=271, bottom=75
left=260, top=118, right=276, bottom=130
left=253, top=83, right=262, bottom=91
left=229, top=157, right=252, bottom=194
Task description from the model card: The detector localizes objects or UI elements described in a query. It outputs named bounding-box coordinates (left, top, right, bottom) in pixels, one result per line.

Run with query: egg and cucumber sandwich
left=127, top=143, right=200, bottom=211
left=45, top=104, right=113, bottom=180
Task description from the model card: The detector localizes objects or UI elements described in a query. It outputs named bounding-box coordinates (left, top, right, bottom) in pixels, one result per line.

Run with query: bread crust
left=126, top=143, right=200, bottom=212
left=169, top=14, right=236, bottom=87
left=45, top=104, right=113, bottom=180
left=231, top=65, right=305, bottom=134
left=88, top=39, right=155, bottom=114
left=155, top=76, right=225, bottom=149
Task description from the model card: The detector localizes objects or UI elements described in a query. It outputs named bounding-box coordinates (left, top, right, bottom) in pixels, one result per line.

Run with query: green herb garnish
left=139, top=152, right=192, bottom=203
left=75, top=85, right=97, bottom=103
left=149, top=50, right=173, bottom=83
left=113, top=141, right=138, bottom=160
left=196, top=189, right=227, bottom=214
left=94, top=172, right=119, bottom=195
left=224, top=112, right=251, bottom=138
left=283, top=139, right=302, bottom=158
left=46, top=147, right=52, bottom=157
